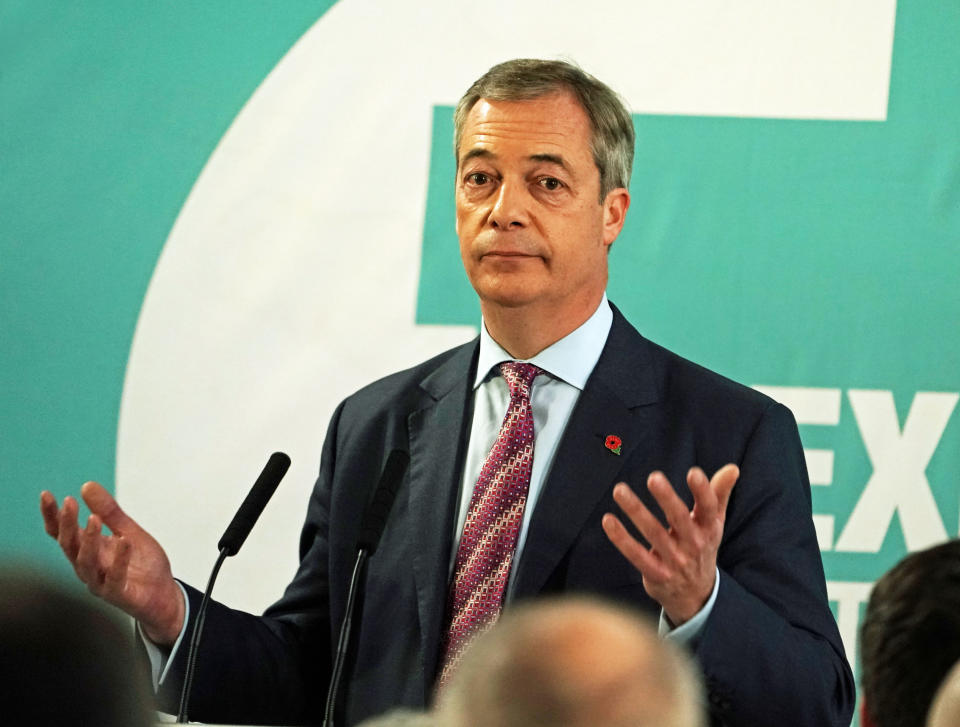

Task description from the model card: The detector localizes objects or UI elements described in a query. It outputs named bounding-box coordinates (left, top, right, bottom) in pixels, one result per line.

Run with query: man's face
left=455, top=92, right=628, bottom=319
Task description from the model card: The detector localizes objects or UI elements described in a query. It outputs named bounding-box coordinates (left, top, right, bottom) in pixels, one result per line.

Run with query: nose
left=489, top=179, right=528, bottom=230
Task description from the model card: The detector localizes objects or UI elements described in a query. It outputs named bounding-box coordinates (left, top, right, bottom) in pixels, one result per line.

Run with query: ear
left=601, top=187, right=630, bottom=247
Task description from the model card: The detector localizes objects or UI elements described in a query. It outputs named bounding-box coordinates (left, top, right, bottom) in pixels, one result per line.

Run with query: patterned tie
left=437, top=361, right=542, bottom=687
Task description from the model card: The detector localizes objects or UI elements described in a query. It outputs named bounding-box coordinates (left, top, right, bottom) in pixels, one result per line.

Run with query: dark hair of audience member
left=860, top=539, right=960, bottom=727
left=0, top=567, right=154, bottom=726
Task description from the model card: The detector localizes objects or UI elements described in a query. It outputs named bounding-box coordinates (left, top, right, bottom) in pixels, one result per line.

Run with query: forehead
left=458, top=92, right=594, bottom=164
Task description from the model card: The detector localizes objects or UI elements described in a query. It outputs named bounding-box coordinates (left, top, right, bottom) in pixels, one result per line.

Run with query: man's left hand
left=601, top=464, right=740, bottom=626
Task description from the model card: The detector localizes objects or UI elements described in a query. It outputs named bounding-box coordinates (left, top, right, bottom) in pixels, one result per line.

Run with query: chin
left=473, top=280, right=545, bottom=310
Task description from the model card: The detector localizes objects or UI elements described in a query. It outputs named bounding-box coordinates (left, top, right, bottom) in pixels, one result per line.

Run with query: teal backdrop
left=1, top=0, right=338, bottom=567
left=2, top=0, right=958, bottom=715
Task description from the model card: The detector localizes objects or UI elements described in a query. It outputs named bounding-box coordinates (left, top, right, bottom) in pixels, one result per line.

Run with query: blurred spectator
left=436, top=595, right=705, bottom=727
left=0, top=567, right=154, bottom=726
left=356, top=707, right=438, bottom=726
left=927, top=660, right=960, bottom=727
left=860, top=539, right=960, bottom=727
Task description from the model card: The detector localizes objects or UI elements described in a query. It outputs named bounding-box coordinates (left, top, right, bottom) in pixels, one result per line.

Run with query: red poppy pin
left=604, top=435, right=622, bottom=455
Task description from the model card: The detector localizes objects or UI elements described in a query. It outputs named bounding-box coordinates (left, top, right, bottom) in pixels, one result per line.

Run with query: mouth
left=481, top=250, right=541, bottom=260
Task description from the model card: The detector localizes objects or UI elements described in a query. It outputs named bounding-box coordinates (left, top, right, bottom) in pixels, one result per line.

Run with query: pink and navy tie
left=438, top=361, right=542, bottom=686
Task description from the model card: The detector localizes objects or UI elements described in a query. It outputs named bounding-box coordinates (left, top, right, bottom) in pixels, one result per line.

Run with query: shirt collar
left=474, top=294, right=613, bottom=391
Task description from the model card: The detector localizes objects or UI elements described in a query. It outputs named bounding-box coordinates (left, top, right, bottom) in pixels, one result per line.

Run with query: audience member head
left=860, top=539, right=960, bottom=727
left=436, top=595, right=705, bottom=727
left=0, top=567, right=154, bottom=726
left=927, top=661, right=960, bottom=727
left=356, top=708, right=438, bottom=726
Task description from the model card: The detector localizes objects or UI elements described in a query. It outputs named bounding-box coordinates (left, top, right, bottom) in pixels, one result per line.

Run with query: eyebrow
left=529, top=153, right=569, bottom=171
left=459, top=148, right=494, bottom=166
left=459, top=148, right=572, bottom=173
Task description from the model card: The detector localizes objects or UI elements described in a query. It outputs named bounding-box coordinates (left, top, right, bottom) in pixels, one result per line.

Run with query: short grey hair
left=453, top=59, right=635, bottom=201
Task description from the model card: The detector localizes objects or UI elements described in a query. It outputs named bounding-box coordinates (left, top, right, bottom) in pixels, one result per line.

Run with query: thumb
left=80, top=482, right=137, bottom=535
left=711, top=464, right=740, bottom=515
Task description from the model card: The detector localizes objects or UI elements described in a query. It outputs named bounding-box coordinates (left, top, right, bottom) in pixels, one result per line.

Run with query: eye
left=538, top=177, right=564, bottom=191
left=466, top=172, right=491, bottom=186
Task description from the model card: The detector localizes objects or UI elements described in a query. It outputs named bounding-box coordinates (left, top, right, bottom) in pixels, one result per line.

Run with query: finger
left=612, top=482, right=678, bottom=565
left=646, top=471, right=696, bottom=541
left=57, top=496, right=82, bottom=562
left=688, top=467, right=719, bottom=526
left=75, top=514, right=105, bottom=589
left=601, top=513, right=670, bottom=582
left=103, top=537, right=132, bottom=599
left=40, top=491, right=61, bottom=537
left=81, top=482, right=136, bottom=535
left=711, top=464, right=740, bottom=516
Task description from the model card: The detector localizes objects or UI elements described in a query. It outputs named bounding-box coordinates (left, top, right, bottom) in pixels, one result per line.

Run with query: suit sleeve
left=694, top=402, right=855, bottom=727
left=154, top=401, right=346, bottom=725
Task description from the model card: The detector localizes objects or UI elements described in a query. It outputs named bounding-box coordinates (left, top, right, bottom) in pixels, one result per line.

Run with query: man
left=40, top=59, right=853, bottom=726
left=436, top=596, right=705, bottom=727
left=0, top=567, right=154, bottom=727
left=860, top=539, right=960, bottom=727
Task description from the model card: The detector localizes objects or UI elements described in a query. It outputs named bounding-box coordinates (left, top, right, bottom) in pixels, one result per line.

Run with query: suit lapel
left=406, top=341, right=478, bottom=696
left=512, top=308, right=664, bottom=597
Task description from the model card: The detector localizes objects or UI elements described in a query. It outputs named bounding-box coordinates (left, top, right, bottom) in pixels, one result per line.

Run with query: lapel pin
left=604, top=435, right=622, bottom=455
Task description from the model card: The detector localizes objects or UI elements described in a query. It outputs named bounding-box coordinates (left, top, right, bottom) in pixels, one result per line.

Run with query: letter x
left=835, top=390, right=958, bottom=552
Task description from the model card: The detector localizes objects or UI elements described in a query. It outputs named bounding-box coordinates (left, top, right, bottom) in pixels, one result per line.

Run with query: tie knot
left=499, top=361, right=542, bottom=400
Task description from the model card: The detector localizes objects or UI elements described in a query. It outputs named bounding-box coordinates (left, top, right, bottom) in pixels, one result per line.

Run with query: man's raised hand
left=601, top=465, right=739, bottom=626
left=40, top=482, right=185, bottom=645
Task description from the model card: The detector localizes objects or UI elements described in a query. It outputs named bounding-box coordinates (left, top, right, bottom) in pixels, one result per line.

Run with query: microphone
left=218, top=452, right=291, bottom=555
left=177, top=452, right=291, bottom=724
left=356, top=449, right=410, bottom=554
left=323, top=449, right=410, bottom=727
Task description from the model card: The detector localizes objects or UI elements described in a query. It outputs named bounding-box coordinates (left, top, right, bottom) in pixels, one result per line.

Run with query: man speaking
left=41, top=59, right=854, bottom=726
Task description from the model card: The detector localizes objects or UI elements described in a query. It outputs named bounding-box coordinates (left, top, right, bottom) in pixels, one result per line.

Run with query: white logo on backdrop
left=116, top=0, right=896, bottom=614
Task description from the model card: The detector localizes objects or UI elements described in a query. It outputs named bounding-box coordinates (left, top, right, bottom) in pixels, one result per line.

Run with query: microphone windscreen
left=217, top=452, right=291, bottom=556
left=357, top=449, right=410, bottom=554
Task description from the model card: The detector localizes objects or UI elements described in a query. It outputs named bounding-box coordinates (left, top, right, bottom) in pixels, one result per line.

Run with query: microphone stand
left=322, top=448, right=409, bottom=727
left=177, top=547, right=228, bottom=723
left=322, top=548, right=369, bottom=727
left=175, top=451, right=290, bottom=724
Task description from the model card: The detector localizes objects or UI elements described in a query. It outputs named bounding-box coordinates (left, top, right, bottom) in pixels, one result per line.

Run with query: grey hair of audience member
left=860, top=539, right=960, bottom=727
left=436, top=595, right=705, bottom=727
left=0, top=567, right=154, bottom=726
left=453, top=58, right=635, bottom=201
left=927, top=660, right=960, bottom=727
left=355, top=707, right=439, bottom=726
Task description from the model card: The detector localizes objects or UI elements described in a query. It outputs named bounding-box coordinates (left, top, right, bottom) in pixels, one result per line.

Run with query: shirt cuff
left=137, top=580, right=191, bottom=689
left=659, top=567, right=720, bottom=646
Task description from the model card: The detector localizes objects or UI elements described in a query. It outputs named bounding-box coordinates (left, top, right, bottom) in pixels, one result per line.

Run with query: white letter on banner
left=753, top=386, right=841, bottom=550
left=835, top=391, right=958, bottom=553
left=826, top=580, right=874, bottom=677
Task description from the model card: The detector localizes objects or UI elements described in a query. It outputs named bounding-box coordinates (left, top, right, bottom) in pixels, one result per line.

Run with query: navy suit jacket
left=158, top=306, right=855, bottom=726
